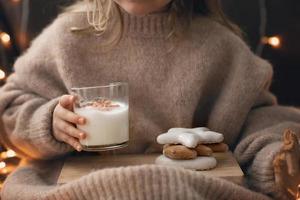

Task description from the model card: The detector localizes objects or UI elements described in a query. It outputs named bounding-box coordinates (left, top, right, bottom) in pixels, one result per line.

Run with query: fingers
left=55, top=105, right=86, bottom=125
left=282, top=129, right=300, bottom=176
left=273, top=130, right=300, bottom=197
left=58, top=132, right=83, bottom=152
left=52, top=95, right=87, bottom=152
left=55, top=119, right=86, bottom=140
left=59, top=95, right=75, bottom=110
left=52, top=118, right=85, bottom=151
left=286, top=150, right=300, bottom=176
left=283, top=129, right=298, bottom=150
left=273, top=152, right=299, bottom=198
left=273, top=152, right=286, bottom=186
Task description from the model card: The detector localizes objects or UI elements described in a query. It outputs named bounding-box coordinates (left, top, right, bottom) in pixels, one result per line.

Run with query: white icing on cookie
left=168, top=127, right=210, bottom=133
left=157, top=131, right=200, bottom=148
left=155, top=155, right=217, bottom=170
left=195, top=131, right=224, bottom=144
left=157, top=127, right=224, bottom=147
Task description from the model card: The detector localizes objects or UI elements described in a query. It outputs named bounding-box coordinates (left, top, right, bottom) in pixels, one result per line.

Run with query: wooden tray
left=58, top=152, right=244, bottom=185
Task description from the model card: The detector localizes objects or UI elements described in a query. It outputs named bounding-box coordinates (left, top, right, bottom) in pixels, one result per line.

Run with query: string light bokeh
left=0, top=32, right=11, bottom=47
left=0, top=0, right=23, bottom=189
left=0, top=149, right=19, bottom=189
left=0, top=69, right=5, bottom=80
left=262, top=36, right=282, bottom=49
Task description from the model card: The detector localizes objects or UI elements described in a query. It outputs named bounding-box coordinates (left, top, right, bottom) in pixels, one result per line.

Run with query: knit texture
left=2, top=162, right=271, bottom=200
left=0, top=5, right=300, bottom=200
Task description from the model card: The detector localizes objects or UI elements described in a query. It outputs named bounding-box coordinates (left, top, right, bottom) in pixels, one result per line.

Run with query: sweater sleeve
left=0, top=17, right=73, bottom=159
left=234, top=90, right=300, bottom=200
left=192, top=20, right=300, bottom=199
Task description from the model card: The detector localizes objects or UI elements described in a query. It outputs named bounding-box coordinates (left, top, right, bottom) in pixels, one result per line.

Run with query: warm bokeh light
left=0, top=69, right=6, bottom=80
left=0, top=32, right=11, bottom=46
left=0, top=162, right=6, bottom=169
left=297, top=184, right=300, bottom=200
left=6, top=150, right=16, bottom=158
left=1, top=168, right=8, bottom=174
left=0, top=150, right=16, bottom=159
left=262, top=36, right=281, bottom=48
left=268, top=36, right=281, bottom=47
left=0, top=165, right=14, bottom=175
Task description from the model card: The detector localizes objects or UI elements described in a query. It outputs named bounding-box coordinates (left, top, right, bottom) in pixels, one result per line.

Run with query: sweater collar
left=120, top=7, right=172, bottom=37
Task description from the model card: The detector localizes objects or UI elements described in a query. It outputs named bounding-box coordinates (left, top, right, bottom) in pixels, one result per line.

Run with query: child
left=0, top=0, right=299, bottom=199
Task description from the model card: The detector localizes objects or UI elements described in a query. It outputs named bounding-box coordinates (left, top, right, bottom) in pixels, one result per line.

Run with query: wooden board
left=58, top=152, right=244, bottom=185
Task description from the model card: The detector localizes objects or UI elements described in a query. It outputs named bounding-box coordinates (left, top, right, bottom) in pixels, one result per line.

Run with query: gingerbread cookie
left=163, top=145, right=197, bottom=160
left=194, top=144, right=213, bottom=156
left=155, top=155, right=217, bottom=170
left=163, top=144, right=213, bottom=159
left=205, top=143, right=229, bottom=152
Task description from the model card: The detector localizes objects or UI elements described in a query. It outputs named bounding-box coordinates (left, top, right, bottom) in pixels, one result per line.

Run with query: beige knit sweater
left=0, top=7, right=300, bottom=200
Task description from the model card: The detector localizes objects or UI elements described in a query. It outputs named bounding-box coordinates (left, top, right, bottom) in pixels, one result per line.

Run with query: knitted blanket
left=2, top=159, right=271, bottom=200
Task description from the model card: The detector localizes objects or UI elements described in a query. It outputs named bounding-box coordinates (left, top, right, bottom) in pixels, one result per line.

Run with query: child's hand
left=273, top=129, right=300, bottom=199
left=52, top=95, right=86, bottom=151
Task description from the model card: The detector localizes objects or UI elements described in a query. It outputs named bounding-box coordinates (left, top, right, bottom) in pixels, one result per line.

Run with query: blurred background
left=0, top=0, right=299, bottom=187
left=0, top=0, right=300, bottom=105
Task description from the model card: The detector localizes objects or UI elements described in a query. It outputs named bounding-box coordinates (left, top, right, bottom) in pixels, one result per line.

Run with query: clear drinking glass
left=71, top=82, right=129, bottom=151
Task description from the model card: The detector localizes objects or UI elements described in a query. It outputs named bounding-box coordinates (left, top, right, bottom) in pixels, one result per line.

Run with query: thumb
left=59, top=95, right=75, bottom=110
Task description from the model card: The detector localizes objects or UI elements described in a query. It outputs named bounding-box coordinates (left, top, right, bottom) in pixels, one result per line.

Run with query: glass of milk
left=71, top=82, right=129, bottom=151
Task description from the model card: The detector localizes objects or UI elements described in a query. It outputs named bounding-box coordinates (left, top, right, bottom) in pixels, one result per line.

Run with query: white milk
left=75, top=102, right=129, bottom=147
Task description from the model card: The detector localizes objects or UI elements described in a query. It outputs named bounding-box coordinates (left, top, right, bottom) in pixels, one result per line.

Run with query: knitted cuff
left=248, top=142, right=289, bottom=200
left=28, top=97, right=73, bottom=159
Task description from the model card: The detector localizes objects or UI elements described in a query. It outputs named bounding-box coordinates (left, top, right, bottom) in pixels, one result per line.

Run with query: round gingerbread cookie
left=163, top=145, right=197, bottom=160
